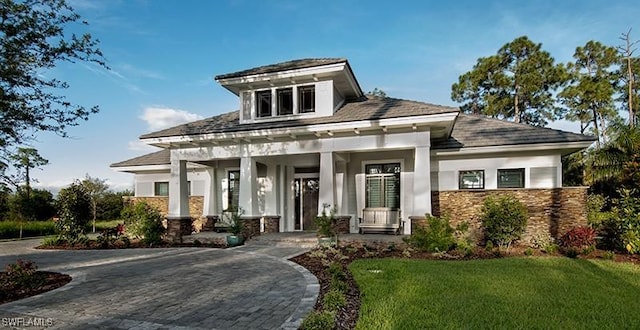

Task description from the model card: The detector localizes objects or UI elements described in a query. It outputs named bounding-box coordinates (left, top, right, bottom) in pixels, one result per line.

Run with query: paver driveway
left=0, top=239, right=317, bottom=329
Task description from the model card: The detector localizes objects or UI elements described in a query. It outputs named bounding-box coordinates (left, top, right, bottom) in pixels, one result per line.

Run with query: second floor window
left=299, top=85, right=315, bottom=113
left=277, top=88, right=293, bottom=115
left=256, top=90, right=272, bottom=117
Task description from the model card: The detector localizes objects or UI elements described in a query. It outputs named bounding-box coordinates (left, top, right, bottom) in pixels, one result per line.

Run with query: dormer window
left=277, top=88, right=293, bottom=115
left=257, top=90, right=272, bottom=117
left=299, top=85, right=315, bottom=113
left=252, top=85, right=316, bottom=119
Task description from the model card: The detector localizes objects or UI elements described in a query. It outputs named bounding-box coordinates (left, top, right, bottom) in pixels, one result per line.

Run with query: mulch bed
left=290, top=242, right=640, bottom=330
left=0, top=271, right=71, bottom=305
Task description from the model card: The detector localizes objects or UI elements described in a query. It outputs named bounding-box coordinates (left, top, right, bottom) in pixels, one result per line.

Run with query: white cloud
left=140, top=107, right=204, bottom=131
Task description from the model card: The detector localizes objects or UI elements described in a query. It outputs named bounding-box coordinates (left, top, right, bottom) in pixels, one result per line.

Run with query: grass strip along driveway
left=350, top=257, right=640, bottom=329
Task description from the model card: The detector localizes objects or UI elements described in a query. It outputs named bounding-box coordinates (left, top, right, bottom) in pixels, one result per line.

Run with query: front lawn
left=350, top=257, right=640, bottom=329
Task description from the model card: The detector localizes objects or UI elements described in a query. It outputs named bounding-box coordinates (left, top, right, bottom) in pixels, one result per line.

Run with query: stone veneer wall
left=126, top=196, right=205, bottom=232
left=333, top=216, right=351, bottom=234
left=428, top=187, right=588, bottom=244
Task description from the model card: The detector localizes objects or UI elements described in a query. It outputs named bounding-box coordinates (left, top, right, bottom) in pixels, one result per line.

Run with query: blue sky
left=28, top=0, right=640, bottom=192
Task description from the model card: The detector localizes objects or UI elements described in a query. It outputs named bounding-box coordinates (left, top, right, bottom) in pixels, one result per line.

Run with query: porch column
left=318, top=151, right=336, bottom=214
left=238, top=156, right=258, bottom=216
left=411, top=146, right=432, bottom=233
left=168, top=159, right=190, bottom=217
left=202, top=167, right=219, bottom=231
left=167, top=158, right=191, bottom=241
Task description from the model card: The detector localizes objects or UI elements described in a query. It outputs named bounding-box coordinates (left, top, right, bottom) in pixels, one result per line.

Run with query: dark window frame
left=458, top=170, right=485, bottom=189
left=497, top=168, right=525, bottom=188
left=277, top=88, right=293, bottom=116
left=154, top=182, right=169, bottom=196
left=256, top=90, right=272, bottom=117
left=298, top=85, right=315, bottom=113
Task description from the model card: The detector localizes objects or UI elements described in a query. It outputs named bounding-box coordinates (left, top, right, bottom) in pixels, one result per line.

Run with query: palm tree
left=589, top=124, right=640, bottom=189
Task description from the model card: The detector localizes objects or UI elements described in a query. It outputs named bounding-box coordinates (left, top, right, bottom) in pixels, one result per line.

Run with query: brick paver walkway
left=0, top=239, right=316, bottom=329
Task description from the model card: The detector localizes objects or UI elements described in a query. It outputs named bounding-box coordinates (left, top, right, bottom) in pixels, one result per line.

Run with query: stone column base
left=263, top=216, right=281, bottom=233
left=202, top=215, right=219, bottom=232
left=240, top=216, right=261, bottom=239
left=409, top=215, right=427, bottom=234
left=333, top=216, right=351, bottom=234
left=166, top=216, right=193, bottom=243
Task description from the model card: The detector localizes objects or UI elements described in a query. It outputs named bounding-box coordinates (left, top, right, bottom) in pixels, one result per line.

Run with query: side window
left=497, top=168, right=525, bottom=188
left=459, top=170, right=484, bottom=189
left=227, top=170, right=240, bottom=211
left=154, top=182, right=169, bottom=196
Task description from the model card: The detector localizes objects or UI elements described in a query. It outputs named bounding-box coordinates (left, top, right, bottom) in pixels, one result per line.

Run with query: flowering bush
left=560, top=226, right=597, bottom=251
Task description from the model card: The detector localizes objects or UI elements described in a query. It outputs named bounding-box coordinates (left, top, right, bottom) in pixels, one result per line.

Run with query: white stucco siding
left=315, top=80, right=334, bottom=117
left=432, top=153, right=562, bottom=190
left=134, top=170, right=208, bottom=197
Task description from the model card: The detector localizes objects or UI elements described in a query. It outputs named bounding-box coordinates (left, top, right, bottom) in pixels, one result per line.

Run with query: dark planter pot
left=226, top=235, right=245, bottom=247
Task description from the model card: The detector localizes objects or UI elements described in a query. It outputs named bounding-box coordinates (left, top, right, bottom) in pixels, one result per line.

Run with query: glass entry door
left=294, top=177, right=319, bottom=231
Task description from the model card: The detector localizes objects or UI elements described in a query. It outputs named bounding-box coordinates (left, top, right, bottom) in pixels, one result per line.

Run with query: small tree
left=480, top=194, right=528, bottom=248
left=77, top=174, right=109, bottom=232
left=55, top=183, right=92, bottom=243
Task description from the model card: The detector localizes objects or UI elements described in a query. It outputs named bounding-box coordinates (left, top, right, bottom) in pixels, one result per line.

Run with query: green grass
left=0, top=220, right=56, bottom=239
left=350, top=257, right=640, bottom=329
left=0, top=219, right=124, bottom=239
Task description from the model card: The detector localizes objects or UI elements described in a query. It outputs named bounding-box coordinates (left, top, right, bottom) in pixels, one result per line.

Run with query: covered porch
left=163, top=129, right=435, bottom=240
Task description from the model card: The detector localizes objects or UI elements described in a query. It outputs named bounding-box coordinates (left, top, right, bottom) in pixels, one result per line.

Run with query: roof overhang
left=431, top=140, right=595, bottom=157
left=140, top=112, right=458, bottom=148
left=215, top=61, right=363, bottom=99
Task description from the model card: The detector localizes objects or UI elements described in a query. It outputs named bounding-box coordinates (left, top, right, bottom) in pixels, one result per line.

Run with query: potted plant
left=315, top=204, right=337, bottom=246
left=226, top=207, right=245, bottom=247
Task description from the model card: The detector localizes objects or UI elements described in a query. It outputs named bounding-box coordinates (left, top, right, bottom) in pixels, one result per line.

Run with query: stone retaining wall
left=428, top=187, right=588, bottom=243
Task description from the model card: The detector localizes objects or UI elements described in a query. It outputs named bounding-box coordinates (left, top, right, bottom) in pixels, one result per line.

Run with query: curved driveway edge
left=0, top=240, right=318, bottom=330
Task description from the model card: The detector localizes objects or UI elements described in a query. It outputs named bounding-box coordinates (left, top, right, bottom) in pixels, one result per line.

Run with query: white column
left=334, top=160, right=348, bottom=214
left=239, top=156, right=258, bottom=216
left=412, top=146, right=432, bottom=221
left=203, top=167, right=218, bottom=216
left=168, top=159, right=190, bottom=218
left=318, top=152, right=336, bottom=214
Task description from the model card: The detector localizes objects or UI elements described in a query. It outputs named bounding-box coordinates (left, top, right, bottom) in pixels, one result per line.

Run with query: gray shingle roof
left=432, top=114, right=596, bottom=149
left=215, top=58, right=347, bottom=80
left=139, top=96, right=460, bottom=139
left=110, top=149, right=170, bottom=168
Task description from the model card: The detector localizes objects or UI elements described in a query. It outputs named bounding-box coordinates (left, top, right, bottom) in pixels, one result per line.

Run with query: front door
left=294, top=177, right=319, bottom=230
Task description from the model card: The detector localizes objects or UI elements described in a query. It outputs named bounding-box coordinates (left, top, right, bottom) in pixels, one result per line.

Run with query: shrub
left=55, top=183, right=92, bottom=243
left=329, top=277, right=349, bottom=293
left=602, top=250, right=616, bottom=260
left=480, top=194, right=528, bottom=248
left=315, top=203, right=336, bottom=237
left=322, top=289, right=347, bottom=312
left=404, top=214, right=455, bottom=252
left=96, top=223, right=126, bottom=248
left=1, top=259, right=42, bottom=289
left=121, top=202, right=165, bottom=245
left=301, top=311, right=335, bottom=330
left=560, top=226, right=597, bottom=251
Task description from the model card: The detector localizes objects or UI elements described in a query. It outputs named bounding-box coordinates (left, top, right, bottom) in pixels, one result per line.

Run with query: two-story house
left=111, top=58, right=595, bottom=240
